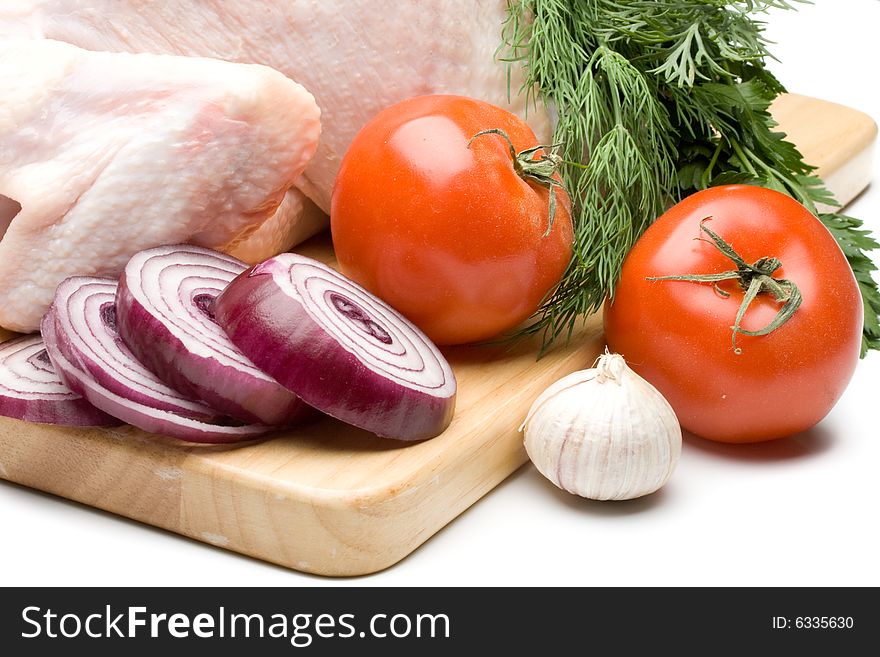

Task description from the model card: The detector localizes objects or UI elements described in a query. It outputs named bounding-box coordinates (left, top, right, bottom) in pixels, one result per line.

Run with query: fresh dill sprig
left=504, top=0, right=880, bottom=355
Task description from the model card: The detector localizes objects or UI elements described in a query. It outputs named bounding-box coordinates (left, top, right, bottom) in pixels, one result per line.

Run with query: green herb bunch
left=504, top=0, right=880, bottom=355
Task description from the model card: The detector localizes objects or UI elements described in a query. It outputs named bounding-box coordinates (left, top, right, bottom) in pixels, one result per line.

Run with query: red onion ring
left=116, top=245, right=312, bottom=426
left=44, top=277, right=270, bottom=443
left=215, top=254, right=457, bottom=441
left=51, top=277, right=218, bottom=420
left=0, top=334, right=118, bottom=427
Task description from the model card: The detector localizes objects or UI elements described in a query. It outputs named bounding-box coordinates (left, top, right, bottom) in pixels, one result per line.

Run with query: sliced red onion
left=44, top=278, right=270, bottom=443
left=51, top=277, right=218, bottom=420
left=0, top=334, right=118, bottom=427
left=214, top=254, right=457, bottom=441
left=116, top=244, right=312, bottom=426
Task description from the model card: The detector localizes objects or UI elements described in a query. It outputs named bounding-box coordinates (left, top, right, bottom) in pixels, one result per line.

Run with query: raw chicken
left=0, top=2, right=546, bottom=331
left=0, top=38, right=320, bottom=332
left=226, top=190, right=327, bottom=264
left=0, top=0, right=549, bottom=212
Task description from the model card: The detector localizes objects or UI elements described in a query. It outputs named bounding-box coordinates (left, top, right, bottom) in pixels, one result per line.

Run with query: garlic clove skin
left=521, top=353, right=682, bottom=501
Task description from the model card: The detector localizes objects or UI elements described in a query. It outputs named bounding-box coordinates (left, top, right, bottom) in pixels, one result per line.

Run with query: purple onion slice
left=44, top=277, right=270, bottom=443
left=214, top=254, right=457, bottom=441
left=51, top=277, right=217, bottom=420
left=0, top=334, right=118, bottom=427
left=116, top=244, right=312, bottom=426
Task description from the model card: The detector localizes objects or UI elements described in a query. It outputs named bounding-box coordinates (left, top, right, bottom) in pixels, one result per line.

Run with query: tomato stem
left=646, top=218, right=802, bottom=354
left=467, top=128, right=566, bottom=237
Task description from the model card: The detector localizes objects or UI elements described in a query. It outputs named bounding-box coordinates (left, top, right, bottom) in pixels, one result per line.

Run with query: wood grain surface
left=0, top=94, right=875, bottom=576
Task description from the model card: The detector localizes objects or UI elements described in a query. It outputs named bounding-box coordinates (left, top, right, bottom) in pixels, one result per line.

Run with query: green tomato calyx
left=646, top=217, right=802, bottom=354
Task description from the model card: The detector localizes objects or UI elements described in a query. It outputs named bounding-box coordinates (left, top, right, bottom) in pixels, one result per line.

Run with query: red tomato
left=604, top=185, right=862, bottom=443
left=330, top=95, right=573, bottom=345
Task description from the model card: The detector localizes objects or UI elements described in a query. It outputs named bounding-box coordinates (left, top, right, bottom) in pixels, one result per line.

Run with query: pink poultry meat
left=0, top=1, right=546, bottom=332
left=0, top=0, right=549, bottom=213
left=0, top=38, right=320, bottom=331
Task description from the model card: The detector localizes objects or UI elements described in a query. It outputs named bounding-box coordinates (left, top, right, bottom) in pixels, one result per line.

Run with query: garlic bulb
left=520, top=352, right=681, bottom=500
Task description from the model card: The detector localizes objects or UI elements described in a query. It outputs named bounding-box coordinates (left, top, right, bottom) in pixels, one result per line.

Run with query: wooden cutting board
left=0, top=94, right=876, bottom=576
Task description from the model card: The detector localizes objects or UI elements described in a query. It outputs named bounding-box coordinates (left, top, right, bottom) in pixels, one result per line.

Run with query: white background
left=2, top=0, right=878, bottom=587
